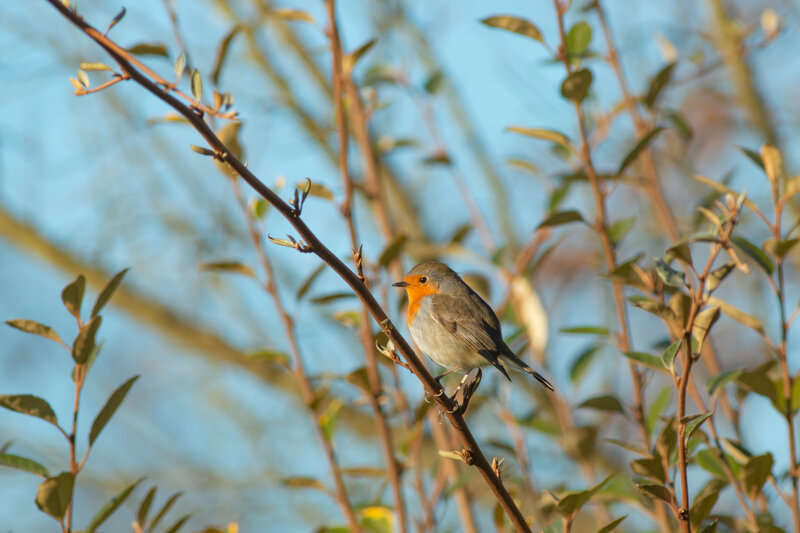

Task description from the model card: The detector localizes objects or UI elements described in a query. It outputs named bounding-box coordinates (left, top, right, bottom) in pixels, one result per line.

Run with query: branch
left=43, top=2, right=531, bottom=530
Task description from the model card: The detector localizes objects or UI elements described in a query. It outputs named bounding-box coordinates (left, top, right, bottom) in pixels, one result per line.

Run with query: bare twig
left=230, top=177, right=362, bottom=532
left=325, top=2, right=408, bottom=529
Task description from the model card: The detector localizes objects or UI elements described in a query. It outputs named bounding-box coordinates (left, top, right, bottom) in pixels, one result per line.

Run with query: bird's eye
left=419, top=276, right=427, bottom=284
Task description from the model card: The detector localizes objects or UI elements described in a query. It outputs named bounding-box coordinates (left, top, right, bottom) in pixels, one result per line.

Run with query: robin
left=393, top=261, right=554, bottom=400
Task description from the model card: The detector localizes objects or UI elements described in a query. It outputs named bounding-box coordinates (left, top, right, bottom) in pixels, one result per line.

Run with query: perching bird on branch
left=393, top=262, right=553, bottom=409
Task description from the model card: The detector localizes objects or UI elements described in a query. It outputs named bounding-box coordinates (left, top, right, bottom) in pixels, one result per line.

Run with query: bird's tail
left=499, top=346, right=555, bottom=391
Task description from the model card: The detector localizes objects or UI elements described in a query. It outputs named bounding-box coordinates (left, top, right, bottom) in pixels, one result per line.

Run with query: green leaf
left=732, top=236, right=774, bottom=275
left=742, top=452, right=773, bottom=498
left=5, top=319, right=64, bottom=345
left=661, top=339, right=681, bottom=374
left=608, top=216, right=635, bottom=245
left=635, top=483, right=672, bottom=505
left=577, top=394, right=625, bottom=414
left=480, top=15, right=543, bottom=43
left=696, top=449, right=727, bottom=479
left=61, top=274, right=86, bottom=319
left=162, top=514, right=192, bottom=533
left=424, top=70, right=444, bottom=94
left=318, top=399, right=343, bottom=442
left=666, top=110, right=692, bottom=140
left=618, top=127, right=664, bottom=175
left=596, top=515, right=627, bottom=533
left=557, top=474, right=613, bottom=517
left=174, top=53, right=185, bottom=83
left=560, top=326, right=609, bottom=336
left=272, top=7, right=315, bottom=23
left=211, top=25, right=242, bottom=86
left=0, top=453, right=49, bottom=477
left=631, top=457, right=666, bottom=483
left=561, top=68, right=593, bottom=103
left=629, top=296, right=676, bottom=321
left=698, top=520, right=718, bottom=533
left=646, top=387, right=672, bottom=435
left=248, top=349, right=290, bottom=368
left=311, top=292, right=356, bottom=305
left=89, top=375, right=140, bottom=446
left=190, top=68, right=202, bottom=101
left=91, top=268, right=129, bottom=318
left=298, top=181, right=335, bottom=202
left=706, top=263, right=734, bottom=293
left=339, top=466, right=387, bottom=477
left=764, top=237, right=800, bottom=258
left=682, top=411, right=713, bottom=442
left=692, top=306, right=720, bottom=352
left=0, top=395, right=58, bottom=427
left=35, top=472, right=74, bottom=520
left=438, top=450, right=470, bottom=463
left=666, top=241, right=693, bottom=267
left=707, top=296, right=764, bottom=335
left=127, top=42, right=169, bottom=57
left=296, top=263, right=326, bottom=300
left=691, top=478, right=724, bottom=527
left=655, top=417, right=677, bottom=460
left=190, top=145, right=215, bottom=157
left=280, top=476, right=328, bottom=492
left=566, top=21, right=592, bottom=56
left=378, top=234, right=408, bottom=268
left=736, top=146, right=765, bottom=171
left=643, top=63, right=675, bottom=108
left=507, top=126, right=576, bottom=153
left=537, top=210, right=585, bottom=229
left=86, top=477, right=144, bottom=533
left=148, top=492, right=183, bottom=531
left=706, top=368, right=743, bottom=399
left=136, top=486, right=157, bottom=528
left=655, top=258, right=686, bottom=287
left=345, top=38, right=377, bottom=73
left=73, top=315, right=102, bottom=364
left=721, top=438, right=752, bottom=464
left=599, top=438, right=648, bottom=456
left=569, top=344, right=601, bottom=384
left=736, top=362, right=778, bottom=404
left=198, top=261, right=255, bottom=278
left=623, top=351, right=666, bottom=372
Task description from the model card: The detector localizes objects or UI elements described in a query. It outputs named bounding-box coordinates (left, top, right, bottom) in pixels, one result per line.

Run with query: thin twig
left=325, top=2, right=408, bottom=529
left=230, top=177, right=363, bottom=532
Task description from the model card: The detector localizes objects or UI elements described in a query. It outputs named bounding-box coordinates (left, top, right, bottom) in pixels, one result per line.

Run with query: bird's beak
left=392, top=281, right=409, bottom=287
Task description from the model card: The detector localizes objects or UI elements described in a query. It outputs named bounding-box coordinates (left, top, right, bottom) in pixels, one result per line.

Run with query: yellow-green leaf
left=480, top=15, right=543, bottom=43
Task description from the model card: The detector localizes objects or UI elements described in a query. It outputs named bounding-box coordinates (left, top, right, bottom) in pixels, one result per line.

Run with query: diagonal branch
left=43, top=2, right=531, bottom=531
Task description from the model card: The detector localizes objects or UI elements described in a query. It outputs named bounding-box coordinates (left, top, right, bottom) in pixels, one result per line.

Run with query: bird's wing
left=430, top=293, right=511, bottom=380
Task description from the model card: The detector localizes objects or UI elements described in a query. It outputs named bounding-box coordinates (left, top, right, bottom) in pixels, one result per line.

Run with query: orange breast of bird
left=406, top=283, right=440, bottom=325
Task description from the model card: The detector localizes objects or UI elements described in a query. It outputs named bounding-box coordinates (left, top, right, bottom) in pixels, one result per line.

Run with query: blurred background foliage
left=1, top=0, right=799, bottom=531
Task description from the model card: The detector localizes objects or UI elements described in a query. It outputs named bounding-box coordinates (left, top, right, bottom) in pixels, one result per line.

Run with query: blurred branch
left=594, top=1, right=678, bottom=242
left=230, top=176, right=362, bottom=532
left=708, top=0, right=779, bottom=149
left=551, top=1, right=670, bottom=531
left=43, top=3, right=532, bottom=531
left=325, top=1, right=408, bottom=529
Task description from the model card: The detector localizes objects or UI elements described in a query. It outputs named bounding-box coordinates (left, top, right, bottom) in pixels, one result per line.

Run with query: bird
left=393, top=261, right=554, bottom=396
